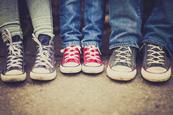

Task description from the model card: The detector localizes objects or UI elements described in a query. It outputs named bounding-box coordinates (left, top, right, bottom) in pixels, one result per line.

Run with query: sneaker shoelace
left=2, top=29, right=23, bottom=70
left=32, top=34, right=53, bottom=69
left=114, top=46, right=132, bottom=67
left=147, top=44, right=165, bottom=65
left=61, top=46, right=81, bottom=64
left=83, top=46, right=102, bottom=64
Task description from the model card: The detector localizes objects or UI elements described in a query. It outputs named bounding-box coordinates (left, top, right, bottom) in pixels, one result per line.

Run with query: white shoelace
left=147, top=44, right=165, bottom=65
left=61, top=46, right=81, bottom=63
left=114, top=46, right=132, bottom=67
left=84, top=45, right=101, bottom=62
left=32, top=34, right=53, bottom=68
left=2, top=29, right=23, bottom=70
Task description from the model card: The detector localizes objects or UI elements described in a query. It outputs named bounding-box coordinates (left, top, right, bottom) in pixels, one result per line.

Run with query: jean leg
left=162, top=0, right=173, bottom=25
left=0, top=0, right=23, bottom=38
left=143, top=0, right=173, bottom=55
left=26, top=0, right=54, bottom=38
left=81, top=0, right=104, bottom=48
left=109, top=0, right=143, bottom=49
left=60, top=0, right=81, bottom=48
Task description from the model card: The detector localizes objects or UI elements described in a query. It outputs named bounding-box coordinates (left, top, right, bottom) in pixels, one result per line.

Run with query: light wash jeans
left=0, top=0, right=54, bottom=39
left=109, top=0, right=143, bottom=49
left=60, top=0, right=104, bottom=48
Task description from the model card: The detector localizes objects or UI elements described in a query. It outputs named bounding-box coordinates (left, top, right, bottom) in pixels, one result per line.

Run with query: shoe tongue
left=12, top=35, right=22, bottom=42
left=38, top=34, right=51, bottom=45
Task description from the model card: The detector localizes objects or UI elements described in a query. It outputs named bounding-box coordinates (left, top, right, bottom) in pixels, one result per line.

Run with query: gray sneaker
left=30, top=34, right=56, bottom=81
left=141, top=43, right=171, bottom=82
left=106, top=46, right=137, bottom=81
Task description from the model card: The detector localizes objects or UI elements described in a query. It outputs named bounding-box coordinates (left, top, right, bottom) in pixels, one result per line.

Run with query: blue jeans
left=162, top=0, right=173, bottom=25
left=60, top=0, right=104, bottom=48
left=143, top=0, right=173, bottom=55
left=109, top=0, right=143, bottom=49
left=109, top=0, right=173, bottom=55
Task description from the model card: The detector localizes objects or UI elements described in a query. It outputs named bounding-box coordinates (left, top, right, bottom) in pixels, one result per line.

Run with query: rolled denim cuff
left=62, top=41, right=81, bottom=48
left=81, top=41, right=101, bottom=48
left=109, top=38, right=139, bottom=50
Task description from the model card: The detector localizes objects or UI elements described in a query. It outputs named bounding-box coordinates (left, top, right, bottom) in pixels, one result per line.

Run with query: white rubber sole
left=60, top=65, right=81, bottom=74
left=141, top=68, right=171, bottom=82
left=30, top=70, right=57, bottom=81
left=106, top=66, right=137, bottom=81
left=82, top=64, right=104, bottom=74
left=1, top=73, right=26, bottom=82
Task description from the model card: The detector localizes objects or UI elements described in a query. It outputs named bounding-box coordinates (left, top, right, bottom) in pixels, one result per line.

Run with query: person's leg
left=162, top=0, right=173, bottom=25
left=0, top=0, right=22, bottom=38
left=107, top=0, right=143, bottom=81
left=81, top=0, right=104, bottom=48
left=59, top=0, right=81, bottom=73
left=0, top=0, right=26, bottom=82
left=60, top=0, right=81, bottom=48
left=81, top=0, right=104, bottom=74
left=26, top=0, right=56, bottom=80
left=141, top=0, right=173, bottom=82
left=26, top=0, right=54, bottom=38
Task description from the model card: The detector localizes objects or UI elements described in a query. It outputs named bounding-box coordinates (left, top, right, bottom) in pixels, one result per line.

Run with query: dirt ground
left=0, top=28, right=173, bottom=115
left=0, top=54, right=173, bottom=115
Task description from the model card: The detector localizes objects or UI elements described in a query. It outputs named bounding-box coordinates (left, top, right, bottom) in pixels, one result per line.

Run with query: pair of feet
left=1, top=29, right=56, bottom=82
left=107, top=43, right=171, bottom=82
left=60, top=45, right=104, bottom=74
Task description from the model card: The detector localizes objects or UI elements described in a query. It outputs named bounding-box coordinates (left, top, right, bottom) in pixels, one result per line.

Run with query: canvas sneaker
left=106, top=46, right=137, bottom=81
left=30, top=34, right=56, bottom=81
left=82, top=45, right=104, bottom=74
left=1, top=29, right=26, bottom=82
left=141, top=43, right=171, bottom=82
left=60, top=45, right=81, bottom=73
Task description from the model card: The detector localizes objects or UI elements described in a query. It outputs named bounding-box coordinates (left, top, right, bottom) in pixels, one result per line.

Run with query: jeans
left=60, top=0, right=104, bottom=48
left=109, top=0, right=173, bottom=55
left=162, top=0, right=173, bottom=25
left=109, top=0, right=143, bottom=49
left=0, top=0, right=54, bottom=38
left=143, top=0, right=173, bottom=55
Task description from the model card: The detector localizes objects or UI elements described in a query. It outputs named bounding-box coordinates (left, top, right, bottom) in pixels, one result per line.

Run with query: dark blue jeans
left=143, top=0, right=173, bottom=55
left=109, top=0, right=173, bottom=55
left=162, top=0, right=173, bottom=25
left=60, top=0, right=104, bottom=48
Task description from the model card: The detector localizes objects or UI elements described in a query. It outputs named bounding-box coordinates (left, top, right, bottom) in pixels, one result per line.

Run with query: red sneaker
left=82, top=45, right=104, bottom=73
left=60, top=46, right=81, bottom=73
